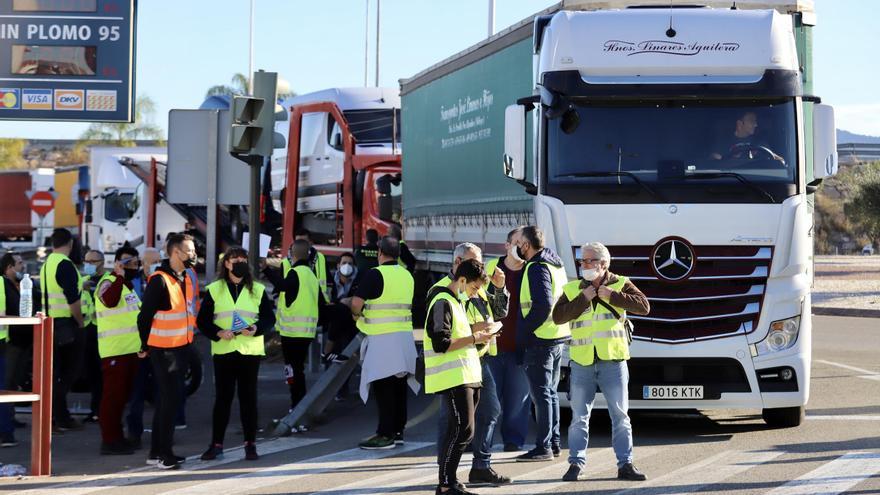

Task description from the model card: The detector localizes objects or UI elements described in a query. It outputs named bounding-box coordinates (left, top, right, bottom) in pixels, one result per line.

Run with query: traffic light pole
left=248, top=154, right=262, bottom=273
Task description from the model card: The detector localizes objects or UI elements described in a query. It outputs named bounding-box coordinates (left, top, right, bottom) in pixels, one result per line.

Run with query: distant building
left=838, top=143, right=880, bottom=165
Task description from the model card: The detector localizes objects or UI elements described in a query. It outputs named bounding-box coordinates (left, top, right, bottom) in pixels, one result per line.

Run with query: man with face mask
left=94, top=245, right=144, bottom=455
left=552, top=242, right=650, bottom=482
left=80, top=249, right=106, bottom=423
left=1, top=251, right=29, bottom=447
left=137, top=232, right=198, bottom=470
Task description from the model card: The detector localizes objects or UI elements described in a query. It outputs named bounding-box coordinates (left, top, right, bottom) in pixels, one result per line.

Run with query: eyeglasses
left=119, top=257, right=140, bottom=267
left=84, top=259, right=103, bottom=264
left=579, top=258, right=602, bottom=265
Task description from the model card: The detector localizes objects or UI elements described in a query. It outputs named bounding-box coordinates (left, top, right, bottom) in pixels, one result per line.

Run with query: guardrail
left=0, top=314, right=53, bottom=476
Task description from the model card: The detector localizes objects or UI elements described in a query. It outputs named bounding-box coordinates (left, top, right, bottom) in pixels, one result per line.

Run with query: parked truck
left=274, top=87, right=402, bottom=255
left=400, top=0, right=836, bottom=427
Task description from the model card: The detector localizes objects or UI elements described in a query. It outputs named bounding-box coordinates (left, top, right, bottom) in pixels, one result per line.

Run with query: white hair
left=581, top=242, right=611, bottom=267
left=453, top=242, right=482, bottom=262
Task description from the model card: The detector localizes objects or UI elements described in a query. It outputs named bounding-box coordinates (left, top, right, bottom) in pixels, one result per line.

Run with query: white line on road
left=11, top=437, right=329, bottom=495
left=614, top=449, right=785, bottom=495
left=764, top=451, right=880, bottom=495
left=816, top=359, right=880, bottom=381
left=156, top=441, right=434, bottom=495
left=807, top=415, right=880, bottom=421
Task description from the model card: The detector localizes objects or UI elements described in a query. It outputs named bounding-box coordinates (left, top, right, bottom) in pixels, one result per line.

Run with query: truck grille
left=602, top=245, right=772, bottom=343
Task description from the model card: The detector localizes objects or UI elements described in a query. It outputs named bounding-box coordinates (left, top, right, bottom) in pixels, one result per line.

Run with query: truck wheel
left=762, top=406, right=804, bottom=428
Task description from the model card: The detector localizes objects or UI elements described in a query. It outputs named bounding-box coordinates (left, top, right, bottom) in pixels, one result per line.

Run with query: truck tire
left=762, top=406, right=804, bottom=428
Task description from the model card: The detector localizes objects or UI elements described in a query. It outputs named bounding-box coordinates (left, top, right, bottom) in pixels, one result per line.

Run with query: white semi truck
left=402, top=0, right=836, bottom=427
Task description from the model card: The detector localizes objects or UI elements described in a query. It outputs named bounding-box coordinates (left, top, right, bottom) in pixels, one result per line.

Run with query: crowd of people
left=0, top=223, right=651, bottom=495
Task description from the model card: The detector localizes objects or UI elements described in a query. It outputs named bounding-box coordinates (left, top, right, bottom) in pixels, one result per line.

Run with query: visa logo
left=22, top=89, right=52, bottom=110
left=26, top=94, right=49, bottom=103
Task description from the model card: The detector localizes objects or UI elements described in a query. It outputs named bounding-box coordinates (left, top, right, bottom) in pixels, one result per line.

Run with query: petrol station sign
left=0, top=0, right=136, bottom=122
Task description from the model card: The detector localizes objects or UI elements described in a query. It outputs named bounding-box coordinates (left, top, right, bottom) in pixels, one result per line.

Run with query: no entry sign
left=30, top=190, right=55, bottom=216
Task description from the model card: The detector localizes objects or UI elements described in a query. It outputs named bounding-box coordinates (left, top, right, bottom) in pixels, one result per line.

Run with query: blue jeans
left=523, top=344, right=563, bottom=453
left=471, top=360, right=500, bottom=469
left=567, top=359, right=633, bottom=468
left=487, top=351, right=531, bottom=448
left=0, top=344, right=14, bottom=436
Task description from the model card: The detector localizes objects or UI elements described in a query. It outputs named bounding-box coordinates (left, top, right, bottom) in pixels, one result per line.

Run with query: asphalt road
left=1, top=314, right=878, bottom=494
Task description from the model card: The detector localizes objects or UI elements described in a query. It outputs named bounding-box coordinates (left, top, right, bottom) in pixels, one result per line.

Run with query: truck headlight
left=755, top=316, right=800, bottom=355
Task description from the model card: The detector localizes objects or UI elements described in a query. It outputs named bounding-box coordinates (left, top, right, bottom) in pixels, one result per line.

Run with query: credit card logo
left=86, top=90, right=117, bottom=112
left=55, top=89, right=85, bottom=111
left=22, top=89, right=52, bottom=110
left=0, top=89, right=20, bottom=109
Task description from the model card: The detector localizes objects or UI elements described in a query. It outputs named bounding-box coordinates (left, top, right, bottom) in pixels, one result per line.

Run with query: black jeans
left=149, top=345, right=188, bottom=459
left=84, top=323, right=102, bottom=414
left=373, top=375, right=408, bottom=438
left=438, top=386, right=481, bottom=488
left=52, top=328, right=84, bottom=422
left=281, top=337, right=311, bottom=409
left=212, top=351, right=261, bottom=444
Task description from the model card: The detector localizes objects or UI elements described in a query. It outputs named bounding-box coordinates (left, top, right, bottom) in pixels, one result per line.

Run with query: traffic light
left=229, top=95, right=265, bottom=154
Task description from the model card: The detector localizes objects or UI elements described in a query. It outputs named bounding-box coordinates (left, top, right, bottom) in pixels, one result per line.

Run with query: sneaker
left=552, top=444, right=561, bottom=457
left=322, top=352, right=349, bottom=364
left=172, top=454, right=186, bottom=464
left=55, top=418, right=84, bottom=431
left=174, top=423, right=188, bottom=430
left=100, top=441, right=135, bottom=455
left=393, top=432, right=404, bottom=445
left=1, top=433, right=18, bottom=448
left=244, top=443, right=259, bottom=461
left=562, top=464, right=585, bottom=482
left=359, top=435, right=395, bottom=450
left=516, top=448, right=553, bottom=462
left=83, top=413, right=100, bottom=424
left=200, top=444, right=223, bottom=461
left=618, top=463, right=647, bottom=481
left=146, top=455, right=160, bottom=465
left=434, top=482, right=479, bottom=495
left=503, top=443, right=521, bottom=452
left=468, top=467, right=511, bottom=485
left=156, top=458, right=180, bottom=470
left=294, top=424, right=309, bottom=433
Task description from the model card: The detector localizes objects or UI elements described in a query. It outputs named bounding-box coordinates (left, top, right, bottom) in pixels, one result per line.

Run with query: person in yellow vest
left=40, top=228, right=86, bottom=432
left=197, top=247, right=275, bottom=462
left=345, top=236, right=418, bottom=450
left=293, top=228, right=330, bottom=304
left=425, top=258, right=495, bottom=495
left=513, top=226, right=570, bottom=462
left=94, top=245, right=144, bottom=455
left=430, top=243, right=511, bottom=486
left=553, top=242, right=650, bottom=482
left=273, top=239, right=320, bottom=415
left=137, top=232, right=198, bottom=470
left=81, top=249, right=107, bottom=424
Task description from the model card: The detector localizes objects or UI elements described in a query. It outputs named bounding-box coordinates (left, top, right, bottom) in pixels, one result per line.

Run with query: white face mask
left=148, top=262, right=161, bottom=276
left=339, top=263, right=354, bottom=277
left=508, top=244, right=523, bottom=263
left=581, top=268, right=599, bottom=281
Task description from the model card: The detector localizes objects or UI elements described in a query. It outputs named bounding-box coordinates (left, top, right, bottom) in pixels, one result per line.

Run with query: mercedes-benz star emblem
left=653, top=239, right=695, bottom=281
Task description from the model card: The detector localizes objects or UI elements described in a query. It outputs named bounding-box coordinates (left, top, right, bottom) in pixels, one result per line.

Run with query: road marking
left=157, top=441, right=433, bottom=495
left=614, top=449, right=785, bottom=495
left=815, top=359, right=880, bottom=381
left=764, top=451, right=880, bottom=495
left=11, top=437, right=329, bottom=495
left=807, top=415, right=880, bottom=421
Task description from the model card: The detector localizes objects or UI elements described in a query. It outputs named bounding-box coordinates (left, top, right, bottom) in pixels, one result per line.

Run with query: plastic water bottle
left=19, top=273, right=33, bottom=318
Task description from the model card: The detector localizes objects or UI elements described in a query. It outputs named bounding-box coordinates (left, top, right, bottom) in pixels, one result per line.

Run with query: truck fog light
left=780, top=368, right=794, bottom=381
left=756, top=316, right=800, bottom=356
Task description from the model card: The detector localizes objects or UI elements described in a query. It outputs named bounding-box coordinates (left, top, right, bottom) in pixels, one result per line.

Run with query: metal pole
left=205, top=111, right=219, bottom=282
left=364, top=0, right=369, bottom=87
left=374, top=0, right=380, bottom=87
left=488, top=0, right=495, bottom=37
left=248, top=155, right=262, bottom=273
left=248, top=0, right=255, bottom=93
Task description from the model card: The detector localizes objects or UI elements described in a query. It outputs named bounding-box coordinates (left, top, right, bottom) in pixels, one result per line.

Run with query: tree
left=0, top=138, right=26, bottom=169
left=845, top=173, right=880, bottom=246
left=78, top=95, right=165, bottom=147
left=205, top=73, right=249, bottom=99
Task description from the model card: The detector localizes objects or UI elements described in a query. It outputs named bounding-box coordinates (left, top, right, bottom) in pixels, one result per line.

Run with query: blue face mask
left=82, top=263, right=97, bottom=276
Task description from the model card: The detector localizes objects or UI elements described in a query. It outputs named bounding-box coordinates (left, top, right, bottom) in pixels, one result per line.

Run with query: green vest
left=431, top=275, right=497, bottom=357
left=563, top=277, right=630, bottom=366
left=0, top=280, right=7, bottom=342
left=40, top=252, right=81, bottom=319
left=520, top=260, right=570, bottom=340
left=94, top=273, right=141, bottom=358
left=81, top=275, right=96, bottom=327
left=208, top=280, right=266, bottom=356
left=423, top=291, right=482, bottom=394
left=277, top=264, right=319, bottom=339
left=356, top=265, right=414, bottom=335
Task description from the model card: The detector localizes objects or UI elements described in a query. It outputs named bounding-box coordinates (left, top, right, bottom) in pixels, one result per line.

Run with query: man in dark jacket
left=514, top=226, right=571, bottom=462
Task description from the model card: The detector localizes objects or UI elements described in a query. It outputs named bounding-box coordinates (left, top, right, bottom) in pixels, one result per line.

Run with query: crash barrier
left=0, top=314, right=53, bottom=476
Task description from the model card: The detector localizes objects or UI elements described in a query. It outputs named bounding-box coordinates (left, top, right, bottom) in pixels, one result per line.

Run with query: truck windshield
left=545, top=99, right=797, bottom=204
left=104, top=191, right=135, bottom=224
left=343, top=109, right=401, bottom=144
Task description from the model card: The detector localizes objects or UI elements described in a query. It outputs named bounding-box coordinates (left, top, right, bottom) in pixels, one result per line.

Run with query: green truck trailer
left=400, top=0, right=837, bottom=426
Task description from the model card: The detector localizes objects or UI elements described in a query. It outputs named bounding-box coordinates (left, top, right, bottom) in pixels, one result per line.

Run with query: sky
left=0, top=0, right=876, bottom=140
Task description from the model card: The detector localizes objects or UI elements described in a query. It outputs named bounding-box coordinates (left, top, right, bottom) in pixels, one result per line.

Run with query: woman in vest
left=196, top=247, right=275, bottom=462
left=424, top=259, right=496, bottom=495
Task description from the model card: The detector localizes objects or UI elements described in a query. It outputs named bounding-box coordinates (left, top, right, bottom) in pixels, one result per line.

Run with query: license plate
left=642, top=385, right=704, bottom=399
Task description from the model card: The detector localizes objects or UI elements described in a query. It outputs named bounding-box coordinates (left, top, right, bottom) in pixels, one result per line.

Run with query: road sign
left=30, top=190, right=55, bottom=216
left=0, top=0, right=136, bottom=123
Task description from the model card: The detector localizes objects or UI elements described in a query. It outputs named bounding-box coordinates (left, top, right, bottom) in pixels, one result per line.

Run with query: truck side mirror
left=503, top=104, right=526, bottom=181
left=811, top=104, right=838, bottom=189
